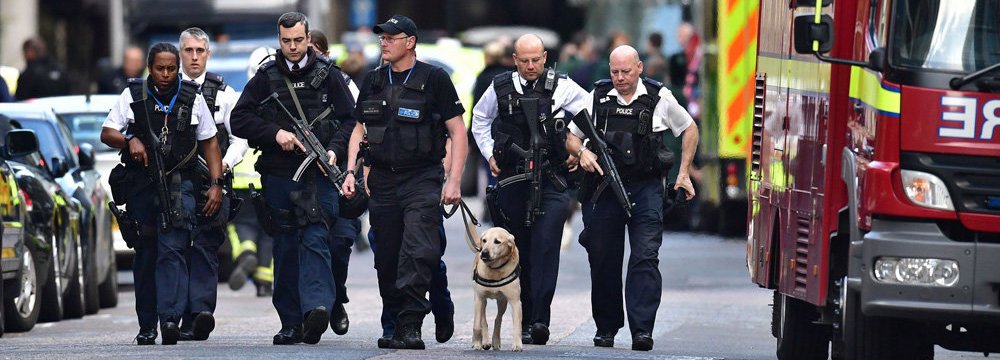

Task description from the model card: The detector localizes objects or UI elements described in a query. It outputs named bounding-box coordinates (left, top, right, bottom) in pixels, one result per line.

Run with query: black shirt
left=353, top=60, right=465, bottom=125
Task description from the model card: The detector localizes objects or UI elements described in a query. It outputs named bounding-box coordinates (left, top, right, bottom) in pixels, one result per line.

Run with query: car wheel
left=62, top=229, right=86, bottom=319
left=39, top=230, right=64, bottom=323
left=83, top=220, right=100, bottom=315
left=98, top=245, right=118, bottom=308
left=4, top=246, right=41, bottom=332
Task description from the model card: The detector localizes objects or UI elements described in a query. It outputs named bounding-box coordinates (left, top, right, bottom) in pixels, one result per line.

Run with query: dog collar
left=473, top=266, right=520, bottom=288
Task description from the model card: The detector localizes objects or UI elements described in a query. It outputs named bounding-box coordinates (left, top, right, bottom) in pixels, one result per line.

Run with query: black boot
left=160, top=322, right=180, bottom=345
left=302, top=306, right=329, bottom=344
left=330, top=303, right=349, bottom=335
left=530, top=323, right=549, bottom=345
left=631, top=332, right=653, bottom=351
left=272, top=325, right=303, bottom=345
left=228, top=253, right=258, bottom=291
left=593, top=329, right=617, bottom=347
left=135, top=328, right=157, bottom=345
left=255, top=281, right=273, bottom=297
left=391, top=322, right=425, bottom=350
left=191, top=311, right=215, bottom=341
left=435, top=312, right=454, bottom=343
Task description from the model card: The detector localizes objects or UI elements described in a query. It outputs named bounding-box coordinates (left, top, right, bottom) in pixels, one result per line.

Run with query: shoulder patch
left=258, top=60, right=277, bottom=72
left=205, top=72, right=224, bottom=84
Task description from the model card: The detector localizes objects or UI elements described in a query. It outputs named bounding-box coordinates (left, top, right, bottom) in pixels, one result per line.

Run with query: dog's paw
left=511, top=343, right=523, bottom=352
left=482, top=342, right=492, bottom=350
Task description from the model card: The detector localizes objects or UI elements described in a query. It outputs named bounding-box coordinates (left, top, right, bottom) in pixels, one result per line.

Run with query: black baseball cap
left=374, top=15, right=417, bottom=38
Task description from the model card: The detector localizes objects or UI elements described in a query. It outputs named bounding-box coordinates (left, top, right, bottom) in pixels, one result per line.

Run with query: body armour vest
left=490, top=70, right=570, bottom=168
left=359, top=61, right=446, bottom=171
left=128, top=78, right=199, bottom=170
left=257, top=58, right=339, bottom=172
left=592, top=77, right=670, bottom=179
left=200, top=71, right=230, bottom=154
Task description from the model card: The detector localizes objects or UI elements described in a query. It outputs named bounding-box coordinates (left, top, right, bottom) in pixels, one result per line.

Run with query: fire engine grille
left=751, top=74, right=766, bottom=176
left=901, top=152, right=1000, bottom=216
left=794, top=215, right=811, bottom=292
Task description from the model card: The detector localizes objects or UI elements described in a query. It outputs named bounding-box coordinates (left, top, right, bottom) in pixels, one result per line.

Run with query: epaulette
left=642, top=77, right=664, bottom=89
left=593, top=79, right=613, bottom=88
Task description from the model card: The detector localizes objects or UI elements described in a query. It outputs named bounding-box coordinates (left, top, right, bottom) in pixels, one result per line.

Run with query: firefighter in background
left=223, top=46, right=278, bottom=297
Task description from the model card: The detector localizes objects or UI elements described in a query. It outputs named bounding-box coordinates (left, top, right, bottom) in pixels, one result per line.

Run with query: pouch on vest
left=362, top=100, right=386, bottom=143
left=609, top=132, right=637, bottom=165
left=393, top=98, right=428, bottom=153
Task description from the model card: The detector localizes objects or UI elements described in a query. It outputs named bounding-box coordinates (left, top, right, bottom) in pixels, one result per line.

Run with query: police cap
left=374, top=15, right=418, bottom=38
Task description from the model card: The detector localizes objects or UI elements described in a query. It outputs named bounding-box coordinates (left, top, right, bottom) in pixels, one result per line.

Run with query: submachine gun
left=130, top=100, right=184, bottom=233
left=571, top=109, right=634, bottom=218
left=260, top=93, right=345, bottom=193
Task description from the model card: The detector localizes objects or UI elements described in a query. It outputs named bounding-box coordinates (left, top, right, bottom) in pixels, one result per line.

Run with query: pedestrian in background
left=567, top=45, right=698, bottom=351
left=101, top=42, right=224, bottom=345
left=16, top=37, right=71, bottom=100
left=98, top=45, right=145, bottom=94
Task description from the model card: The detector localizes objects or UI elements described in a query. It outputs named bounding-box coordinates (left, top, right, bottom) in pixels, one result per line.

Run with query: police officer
left=230, top=12, right=356, bottom=345
left=341, top=14, right=467, bottom=350
left=101, top=42, right=224, bottom=345
left=567, top=45, right=698, bottom=351
left=176, top=27, right=249, bottom=341
left=471, top=34, right=589, bottom=345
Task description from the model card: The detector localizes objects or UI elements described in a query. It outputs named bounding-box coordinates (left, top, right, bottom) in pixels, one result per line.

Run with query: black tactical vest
left=256, top=58, right=339, bottom=172
left=592, top=77, right=668, bottom=179
left=200, top=72, right=230, bottom=155
left=127, top=78, right=199, bottom=170
left=490, top=70, right=569, bottom=168
left=359, top=61, right=446, bottom=171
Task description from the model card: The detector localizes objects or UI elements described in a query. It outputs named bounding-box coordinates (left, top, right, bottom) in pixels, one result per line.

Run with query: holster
left=167, top=172, right=193, bottom=231
left=108, top=201, right=140, bottom=249
left=485, top=185, right=508, bottom=228
left=250, top=185, right=298, bottom=236
left=289, top=188, right=330, bottom=229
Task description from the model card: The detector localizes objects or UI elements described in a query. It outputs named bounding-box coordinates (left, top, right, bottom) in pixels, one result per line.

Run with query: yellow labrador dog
left=472, top=227, right=523, bottom=351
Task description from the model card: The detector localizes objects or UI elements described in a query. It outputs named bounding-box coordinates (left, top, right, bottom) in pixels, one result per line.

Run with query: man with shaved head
left=567, top=44, right=699, bottom=351
left=472, top=33, right=591, bottom=346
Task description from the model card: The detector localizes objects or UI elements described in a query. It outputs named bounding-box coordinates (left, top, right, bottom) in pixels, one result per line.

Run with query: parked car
left=0, top=115, right=40, bottom=336
left=0, top=103, right=117, bottom=313
left=27, top=95, right=129, bottom=268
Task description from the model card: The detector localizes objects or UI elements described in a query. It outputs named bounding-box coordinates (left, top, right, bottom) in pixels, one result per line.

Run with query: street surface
left=0, top=198, right=990, bottom=359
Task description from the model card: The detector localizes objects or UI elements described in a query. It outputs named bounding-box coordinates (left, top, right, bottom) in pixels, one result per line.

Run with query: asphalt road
left=0, top=199, right=991, bottom=359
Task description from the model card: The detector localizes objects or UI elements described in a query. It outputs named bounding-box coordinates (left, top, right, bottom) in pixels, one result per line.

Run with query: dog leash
left=442, top=199, right=481, bottom=253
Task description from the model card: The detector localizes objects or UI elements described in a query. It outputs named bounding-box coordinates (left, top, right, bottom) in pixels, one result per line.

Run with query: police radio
left=543, top=63, right=557, bottom=91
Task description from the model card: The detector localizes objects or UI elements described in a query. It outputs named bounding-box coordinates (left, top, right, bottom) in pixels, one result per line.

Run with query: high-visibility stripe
left=718, top=0, right=759, bottom=158
left=849, top=66, right=900, bottom=117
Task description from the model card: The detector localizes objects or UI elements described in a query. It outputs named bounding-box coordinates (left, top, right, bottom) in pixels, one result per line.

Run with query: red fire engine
left=748, top=0, right=1000, bottom=358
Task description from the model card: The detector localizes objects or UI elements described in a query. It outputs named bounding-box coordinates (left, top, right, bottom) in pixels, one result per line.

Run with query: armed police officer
left=230, top=12, right=356, bottom=346
left=341, top=14, right=467, bottom=350
left=471, top=34, right=590, bottom=345
left=567, top=45, right=698, bottom=351
left=102, top=42, right=224, bottom=345
left=176, top=27, right=249, bottom=341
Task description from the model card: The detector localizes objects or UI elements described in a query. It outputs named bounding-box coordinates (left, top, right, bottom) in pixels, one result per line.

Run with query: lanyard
left=147, top=77, right=181, bottom=130
left=387, top=65, right=415, bottom=86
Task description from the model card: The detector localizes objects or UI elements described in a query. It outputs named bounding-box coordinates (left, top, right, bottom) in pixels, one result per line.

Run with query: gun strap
left=283, top=77, right=311, bottom=128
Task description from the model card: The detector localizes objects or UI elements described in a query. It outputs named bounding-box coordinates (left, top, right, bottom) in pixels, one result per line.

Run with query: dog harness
left=473, top=260, right=521, bottom=288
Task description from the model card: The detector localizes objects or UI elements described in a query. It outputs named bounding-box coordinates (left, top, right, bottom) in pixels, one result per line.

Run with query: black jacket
left=231, top=48, right=356, bottom=178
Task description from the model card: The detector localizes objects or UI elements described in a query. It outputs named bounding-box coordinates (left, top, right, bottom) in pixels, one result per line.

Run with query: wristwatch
left=575, top=148, right=585, bottom=158
left=211, top=178, right=225, bottom=187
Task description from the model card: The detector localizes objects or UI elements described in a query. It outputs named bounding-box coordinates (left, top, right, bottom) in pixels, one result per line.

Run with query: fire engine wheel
left=837, top=278, right=933, bottom=360
left=773, top=291, right=829, bottom=360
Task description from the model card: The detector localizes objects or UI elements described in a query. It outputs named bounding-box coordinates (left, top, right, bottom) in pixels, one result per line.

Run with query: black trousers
left=368, top=165, right=443, bottom=326
left=496, top=177, right=571, bottom=328
left=579, top=178, right=663, bottom=335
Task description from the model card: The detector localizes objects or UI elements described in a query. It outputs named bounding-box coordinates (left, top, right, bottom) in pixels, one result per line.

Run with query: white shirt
left=285, top=54, right=309, bottom=71
left=183, top=71, right=249, bottom=168
left=568, top=83, right=693, bottom=140
left=472, top=71, right=590, bottom=159
left=102, top=84, right=218, bottom=142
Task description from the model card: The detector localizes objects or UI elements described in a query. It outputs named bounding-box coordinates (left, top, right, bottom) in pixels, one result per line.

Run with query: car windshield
left=14, top=118, right=77, bottom=169
left=890, top=0, right=1000, bottom=73
left=58, top=113, right=116, bottom=152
